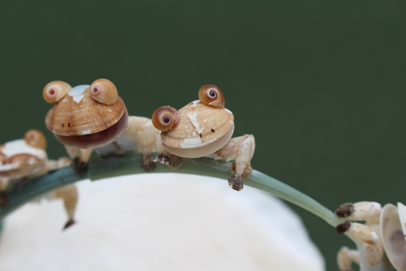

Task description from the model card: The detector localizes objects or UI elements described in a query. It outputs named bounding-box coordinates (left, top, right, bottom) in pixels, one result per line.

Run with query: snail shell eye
left=24, top=129, right=46, bottom=150
left=152, top=106, right=180, bottom=132
left=43, top=81, right=72, bottom=103
left=90, top=79, right=118, bottom=105
left=198, top=84, right=225, bottom=108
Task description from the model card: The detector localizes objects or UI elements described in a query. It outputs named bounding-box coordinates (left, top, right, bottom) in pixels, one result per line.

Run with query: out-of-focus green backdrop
left=1, top=1, right=405, bottom=270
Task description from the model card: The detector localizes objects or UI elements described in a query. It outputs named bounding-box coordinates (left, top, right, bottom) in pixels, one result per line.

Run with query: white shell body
left=0, top=139, right=47, bottom=178
left=161, top=101, right=234, bottom=158
left=380, top=203, right=406, bottom=271
left=95, top=116, right=156, bottom=155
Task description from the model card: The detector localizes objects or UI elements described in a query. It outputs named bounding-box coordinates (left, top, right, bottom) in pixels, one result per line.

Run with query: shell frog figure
left=152, top=84, right=255, bottom=191
left=335, top=201, right=406, bottom=271
left=0, top=129, right=48, bottom=204
left=0, top=130, right=78, bottom=229
left=43, top=79, right=162, bottom=174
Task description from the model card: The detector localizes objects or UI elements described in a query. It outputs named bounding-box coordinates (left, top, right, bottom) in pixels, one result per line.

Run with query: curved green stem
left=0, top=153, right=357, bottom=244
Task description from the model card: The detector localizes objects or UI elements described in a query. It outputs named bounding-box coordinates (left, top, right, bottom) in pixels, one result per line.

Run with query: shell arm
left=52, top=184, right=78, bottom=229
left=212, top=134, right=255, bottom=191
left=337, top=246, right=360, bottom=271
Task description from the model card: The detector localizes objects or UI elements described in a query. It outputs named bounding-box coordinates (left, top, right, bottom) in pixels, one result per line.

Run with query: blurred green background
left=1, top=1, right=406, bottom=270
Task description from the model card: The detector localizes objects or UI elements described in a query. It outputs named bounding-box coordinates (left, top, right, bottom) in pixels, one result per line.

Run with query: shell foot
left=231, top=161, right=252, bottom=180
left=0, top=191, right=8, bottom=208
left=63, top=219, right=76, bottom=230
left=72, top=157, right=88, bottom=177
left=335, top=203, right=354, bottom=218
left=336, top=221, right=351, bottom=234
left=140, top=155, right=156, bottom=172
left=153, top=153, right=184, bottom=169
left=153, top=154, right=170, bottom=165
left=228, top=174, right=243, bottom=191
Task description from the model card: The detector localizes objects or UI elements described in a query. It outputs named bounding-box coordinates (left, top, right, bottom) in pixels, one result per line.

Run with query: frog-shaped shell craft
left=43, top=79, right=164, bottom=173
left=152, top=84, right=255, bottom=191
left=0, top=129, right=47, bottom=198
left=0, top=130, right=78, bottom=229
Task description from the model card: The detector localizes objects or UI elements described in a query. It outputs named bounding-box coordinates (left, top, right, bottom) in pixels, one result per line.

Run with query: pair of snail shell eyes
left=152, top=84, right=225, bottom=132
left=43, top=79, right=118, bottom=105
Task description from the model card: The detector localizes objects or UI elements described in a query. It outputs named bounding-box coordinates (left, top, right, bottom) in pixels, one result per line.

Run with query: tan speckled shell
left=161, top=101, right=234, bottom=150
left=45, top=87, right=126, bottom=136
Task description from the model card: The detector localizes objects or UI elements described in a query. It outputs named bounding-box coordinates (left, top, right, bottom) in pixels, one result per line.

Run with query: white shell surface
left=380, top=203, right=406, bottom=271
left=161, top=101, right=234, bottom=156
left=0, top=139, right=46, bottom=160
left=68, top=85, right=89, bottom=104
left=0, top=174, right=324, bottom=271
left=398, top=202, right=406, bottom=241
left=163, top=123, right=234, bottom=158
left=0, top=139, right=47, bottom=178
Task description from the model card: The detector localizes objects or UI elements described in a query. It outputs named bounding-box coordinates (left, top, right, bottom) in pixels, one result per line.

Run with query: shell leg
left=139, top=124, right=157, bottom=172
left=336, top=221, right=384, bottom=267
left=226, top=135, right=255, bottom=191
left=153, top=129, right=184, bottom=169
left=52, top=184, right=78, bottom=230
left=64, top=146, right=89, bottom=177
left=337, top=246, right=360, bottom=271
left=0, top=178, right=9, bottom=207
left=336, top=202, right=382, bottom=225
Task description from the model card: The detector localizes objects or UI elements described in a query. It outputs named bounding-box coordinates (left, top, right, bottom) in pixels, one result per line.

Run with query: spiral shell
left=198, top=84, right=225, bottom=108
left=43, top=81, right=72, bottom=103
left=89, top=79, right=118, bottom=105
left=24, top=129, right=46, bottom=150
left=152, top=106, right=180, bottom=132
left=160, top=101, right=234, bottom=158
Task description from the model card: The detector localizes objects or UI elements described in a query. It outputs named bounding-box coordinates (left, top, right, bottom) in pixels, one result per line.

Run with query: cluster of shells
left=335, top=201, right=406, bottom=271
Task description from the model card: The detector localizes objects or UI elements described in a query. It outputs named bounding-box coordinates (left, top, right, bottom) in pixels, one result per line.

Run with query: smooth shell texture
left=398, top=203, right=406, bottom=240
left=90, top=79, right=118, bottom=105
left=45, top=85, right=126, bottom=136
left=380, top=204, right=406, bottom=271
left=163, top=123, right=234, bottom=158
left=198, top=84, right=225, bottom=108
left=24, top=129, right=47, bottom=150
left=55, top=110, right=128, bottom=148
left=43, top=81, right=72, bottom=103
left=160, top=101, right=234, bottom=158
left=152, top=106, right=180, bottom=132
left=0, top=139, right=46, bottom=160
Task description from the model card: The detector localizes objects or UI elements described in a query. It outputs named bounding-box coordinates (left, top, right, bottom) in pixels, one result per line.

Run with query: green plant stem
left=0, top=153, right=357, bottom=244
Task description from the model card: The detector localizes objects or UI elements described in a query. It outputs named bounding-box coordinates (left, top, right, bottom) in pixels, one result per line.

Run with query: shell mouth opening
left=163, top=123, right=234, bottom=158
left=54, top=110, right=128, bottom=149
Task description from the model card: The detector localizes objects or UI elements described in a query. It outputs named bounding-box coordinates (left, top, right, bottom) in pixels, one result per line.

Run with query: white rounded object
left=0, top=173, right=324, bottom=271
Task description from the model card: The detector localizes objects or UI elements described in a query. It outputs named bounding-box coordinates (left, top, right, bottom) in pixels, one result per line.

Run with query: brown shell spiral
left=90, top=79, right=118, bottom=105
left=43, top=81, right=72, bottom=103
left=24, top=129, right=47, bottom=150
left=198, top=84, right=225, bottom=108
left=152, top=106, right=180, bottom=132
